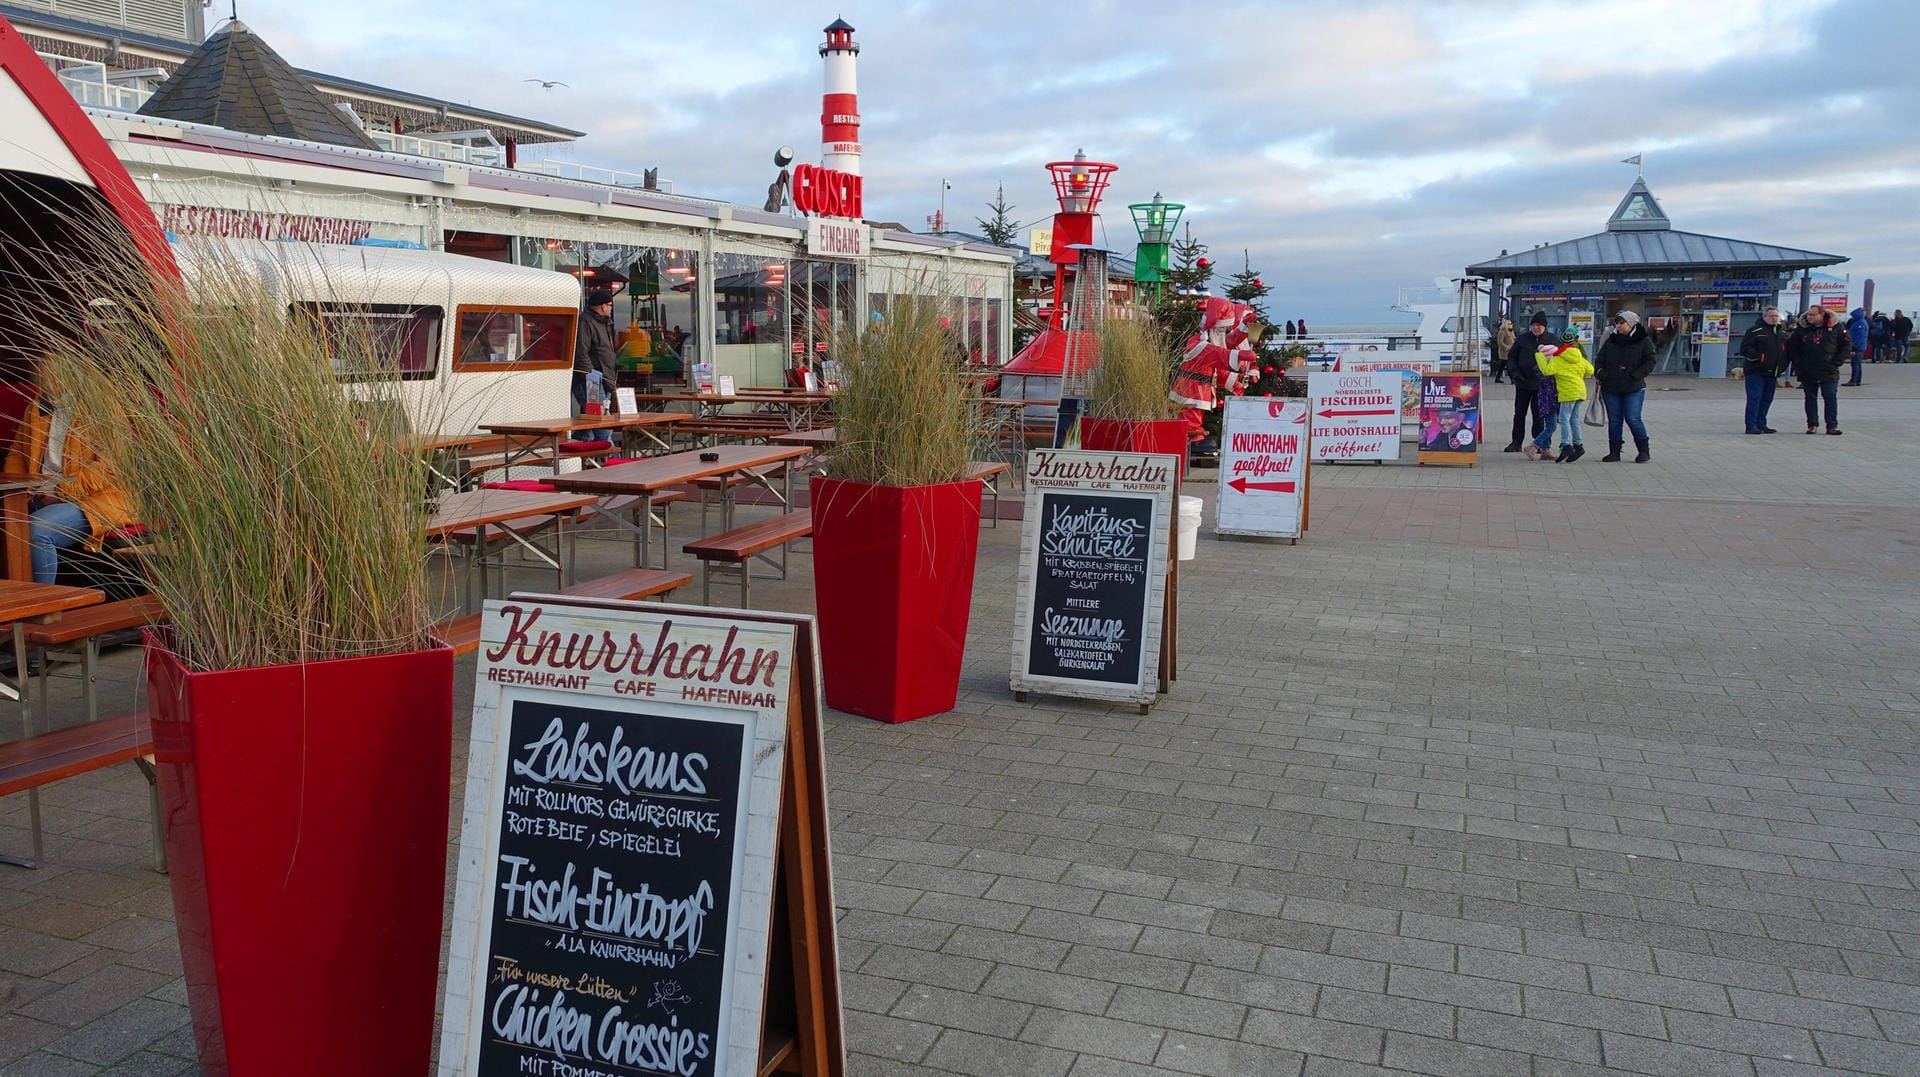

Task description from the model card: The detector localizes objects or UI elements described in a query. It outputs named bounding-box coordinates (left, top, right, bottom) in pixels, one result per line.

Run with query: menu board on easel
left=438, top=598, right=845, bottom=1077
left=1010, top=449, right=1175, bottom=709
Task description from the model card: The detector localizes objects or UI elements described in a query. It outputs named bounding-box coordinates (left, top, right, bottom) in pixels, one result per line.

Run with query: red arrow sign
left=1228, top=478, right=1297, bottom=494
left=1317, top=407, right=1398, bottom=418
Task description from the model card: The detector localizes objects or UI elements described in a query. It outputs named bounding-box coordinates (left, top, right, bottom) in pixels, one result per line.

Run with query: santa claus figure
left=1170, top=297, right=1262, bottom=450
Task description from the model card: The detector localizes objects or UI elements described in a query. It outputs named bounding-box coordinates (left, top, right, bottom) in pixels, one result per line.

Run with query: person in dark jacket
left=1738, top=307, right=1787, bottom=434
left=1787, top=307, right=1849, bottom=434
left=1893, top=310, right=1913, bottom=364
left=1868, top=310, right=1890, bottom=363
left=1844, top=307, right=1868, bottom=385
left=574, top=287, right=620, bottom=436
left=1502, top=312, right=1549, bottom=451
left=1594, top=310, right=1657, bottom=461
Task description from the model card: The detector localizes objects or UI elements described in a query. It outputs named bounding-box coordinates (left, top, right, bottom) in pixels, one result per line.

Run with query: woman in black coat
left=1786, top=307, right=1849, bottom=435
left=1593, top=311, right=1657, bottom=461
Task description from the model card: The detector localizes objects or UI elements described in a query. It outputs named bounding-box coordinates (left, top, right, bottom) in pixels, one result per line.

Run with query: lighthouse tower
left=819, top=18, right=861, bottom=176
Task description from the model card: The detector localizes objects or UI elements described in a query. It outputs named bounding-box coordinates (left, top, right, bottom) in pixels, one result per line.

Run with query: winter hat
left=1529, top=311, right=1549, bottom=327
left=1614, top=310, right=1640, bottom=327
left=586, top=287, right=615, bottom=307
left=1558, top=330, right=1580, bottom=344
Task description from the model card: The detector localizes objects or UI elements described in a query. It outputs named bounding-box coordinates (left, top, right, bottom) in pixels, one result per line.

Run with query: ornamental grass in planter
left=1081, top=317, right=1189, bottom=470
left=26, top=222, right=452, bottom=1077
left=811, top=296, right=985, bottom=722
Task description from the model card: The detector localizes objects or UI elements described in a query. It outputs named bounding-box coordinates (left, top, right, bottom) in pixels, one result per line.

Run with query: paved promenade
left=3, top=369, right=1919, bottom=1075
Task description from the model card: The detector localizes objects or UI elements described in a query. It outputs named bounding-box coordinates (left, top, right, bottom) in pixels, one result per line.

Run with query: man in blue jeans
left=1738, top=307, right=1786, bottom=434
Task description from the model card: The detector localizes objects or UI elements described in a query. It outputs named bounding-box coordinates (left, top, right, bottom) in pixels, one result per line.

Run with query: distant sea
left=1291, top=323, right=1422, bottom=338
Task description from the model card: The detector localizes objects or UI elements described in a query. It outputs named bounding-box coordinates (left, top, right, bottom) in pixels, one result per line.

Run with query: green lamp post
left=1129, top=192, right=1184, bottom=306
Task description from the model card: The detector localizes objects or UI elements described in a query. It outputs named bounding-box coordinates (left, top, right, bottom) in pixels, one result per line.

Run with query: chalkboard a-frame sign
left=439, top=597, right=844, bottom=1077
left=1011, top=449, right=1176, bottom=710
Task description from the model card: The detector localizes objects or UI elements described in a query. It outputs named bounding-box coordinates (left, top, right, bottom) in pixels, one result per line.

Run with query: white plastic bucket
left=1176, top=495, right=1203, bottom=561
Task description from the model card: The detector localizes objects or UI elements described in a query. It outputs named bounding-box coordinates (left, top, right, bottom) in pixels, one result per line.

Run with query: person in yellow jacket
left=4, top=396, right=139, bottom=583
left=1534, top=330, right=1595, bottom=462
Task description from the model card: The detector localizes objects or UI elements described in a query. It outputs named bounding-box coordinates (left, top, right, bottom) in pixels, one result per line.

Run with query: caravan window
left=453, top=307, right=575, bottom=371
left=292, top=303, right=442, bottom=381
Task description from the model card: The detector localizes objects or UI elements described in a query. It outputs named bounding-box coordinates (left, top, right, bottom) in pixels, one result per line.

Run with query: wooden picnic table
left=479, top=412, right=687, bottom=472
left=626, top=390, right=833, bottom=431
left=425, top=488, right=600, bottom=610
left=0, top=579, right=106, bottom=868
left=546, top=444, right=812, bottom=570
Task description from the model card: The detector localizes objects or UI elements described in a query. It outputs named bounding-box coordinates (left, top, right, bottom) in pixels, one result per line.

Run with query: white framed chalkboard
left=1010, top=449, right=1176, bottom=708
left=440, top=598, right=798, bottom=1077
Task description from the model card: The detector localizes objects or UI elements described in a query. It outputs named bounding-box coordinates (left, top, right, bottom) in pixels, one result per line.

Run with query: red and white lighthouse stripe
left=819, top=18, right=860, bottom=176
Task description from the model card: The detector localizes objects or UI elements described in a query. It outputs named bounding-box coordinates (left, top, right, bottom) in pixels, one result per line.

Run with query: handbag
left=1582, top=377, right=1604, bottom=426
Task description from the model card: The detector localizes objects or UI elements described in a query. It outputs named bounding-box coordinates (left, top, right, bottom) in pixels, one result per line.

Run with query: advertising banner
left=1332, top=349, right=1448, bottom=422
left=1415, top=373, right=1481, bottom=466
left=1702, top=310, right=1731, bottom=344
left=1217, top=398, right=1308, bottom=539
left=1568, top=311, right=1596, bottom=346
left=1307, top=371, right=1400, bottom=462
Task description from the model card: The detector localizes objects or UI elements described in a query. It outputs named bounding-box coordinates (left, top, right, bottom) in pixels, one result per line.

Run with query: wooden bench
left=0, top=710, right=161, bottom=871
left=968, top=460, right=1011, bottom=528
left=682, top=509, right=812, bottom=607
left=675, top=422, right=793, bottom=444
left=23, top=595, right=167, bottom=725
left=433, top=567, right=694, bottom=656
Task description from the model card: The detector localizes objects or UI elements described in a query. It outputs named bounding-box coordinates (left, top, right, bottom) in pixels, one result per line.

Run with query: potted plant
left=34, top=226, right=451, bottom=1077
left=1079, top=316, right=1190, bottom=470
left=811, top=297, right=983, bottom=722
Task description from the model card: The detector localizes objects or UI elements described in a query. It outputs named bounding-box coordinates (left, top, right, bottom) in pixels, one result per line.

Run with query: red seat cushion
left=560, top=439, right=614, bottom=453
left=481, top=479, right=556, bottom=492
left=104, top=524, right=151, bottom=542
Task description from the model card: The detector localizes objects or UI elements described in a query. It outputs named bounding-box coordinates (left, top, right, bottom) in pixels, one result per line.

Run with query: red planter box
left=810, top=476, right=981, bottom=722
left=1080, top=417, right=1189, bottom=480
left=146, top=634, right=454, bottom=1077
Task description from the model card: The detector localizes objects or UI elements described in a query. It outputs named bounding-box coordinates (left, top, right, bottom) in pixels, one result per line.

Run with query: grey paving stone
left=1105, top=985, right=1244, bottom=1039
left=888, top=984, right=1033, bottom=1038
left=1810, top=1030, right=1920, bottom=1076
left=39, top=998, right=188, bottom=1067
left=1381, top=1030, right=1531, bottom=1077
left=1316, top=986, right=1453, bottom=1039
left=1455, top=1008, right=1603, bottom=1065
left=921, top=1027, right=1077, bottom=1077
left=1151, top=1028, right=1305, bottom=1077
left=1240, top=1009, right=1383, bottom=1064
left=1598, top=1031, right=1760, bottom=1077
left=978, top=966, right=1115, bottom=1016
left=1017, top=1009, right=1165, bottom=1064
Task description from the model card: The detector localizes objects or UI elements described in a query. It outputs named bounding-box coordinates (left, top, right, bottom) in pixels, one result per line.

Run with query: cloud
left=227, top=0, right=1919, bottom=319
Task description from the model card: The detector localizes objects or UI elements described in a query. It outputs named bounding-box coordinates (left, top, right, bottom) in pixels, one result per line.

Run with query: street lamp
left=1129, top=192, right=1185, bottom=306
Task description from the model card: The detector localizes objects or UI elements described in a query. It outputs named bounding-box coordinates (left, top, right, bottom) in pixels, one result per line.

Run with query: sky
left=230, top=0, right=1918, bottom=322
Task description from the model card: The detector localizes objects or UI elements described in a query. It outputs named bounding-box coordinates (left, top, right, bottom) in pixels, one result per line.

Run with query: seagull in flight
left=524, top=78, right=569, bottom=89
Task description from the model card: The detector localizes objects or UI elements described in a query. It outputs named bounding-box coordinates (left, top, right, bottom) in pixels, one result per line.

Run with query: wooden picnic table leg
left=4, top=622, right=41, bottom=868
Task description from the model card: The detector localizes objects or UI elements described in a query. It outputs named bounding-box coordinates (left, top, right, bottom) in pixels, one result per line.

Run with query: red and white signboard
left=1307, top=371, right=1402, bottom=462
left=1217, top=398, right=1308, bottom=540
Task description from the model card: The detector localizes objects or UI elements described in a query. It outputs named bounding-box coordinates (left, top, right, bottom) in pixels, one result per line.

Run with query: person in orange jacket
left=4, top=397, right=138, bottom=583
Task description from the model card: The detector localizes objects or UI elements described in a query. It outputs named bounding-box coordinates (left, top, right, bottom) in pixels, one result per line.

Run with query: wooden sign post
left=1011, top=449, right=1177, bottom=712
left=440, top=597, right=843, bottom=1077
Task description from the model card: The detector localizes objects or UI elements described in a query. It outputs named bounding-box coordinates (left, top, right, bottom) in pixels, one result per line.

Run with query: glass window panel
left=292, top=302, right=441, bottom=381
left=452, top=308, right=574, bottom=370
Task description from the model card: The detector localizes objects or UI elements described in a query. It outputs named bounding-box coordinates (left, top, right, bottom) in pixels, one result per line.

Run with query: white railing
left=516, top=158, right=671, bottom=193
left=364, top=131, right=506, bottom=167
left=42, top=54, right=153, bottom=111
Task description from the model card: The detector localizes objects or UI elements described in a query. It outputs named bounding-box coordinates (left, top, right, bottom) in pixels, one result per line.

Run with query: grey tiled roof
left=137, top=19, right=379, bottom=151
left=1467, top=229, right=1845, bottom=273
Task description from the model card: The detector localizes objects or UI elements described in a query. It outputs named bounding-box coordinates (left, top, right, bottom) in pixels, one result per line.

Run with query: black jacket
left=1869, top=313, right=1890, bottom=341
left=1595, top=326, right=1656, bottom=394
left=1893, top=314, right=1913, bottom=340
left=1507, top=329, right=1546, bottom=391
left=574, top=308, right=619, bottom=383
left=1738, top=321, right=1786, bottom=377
left=1786, top=323, right=1849, bottom=382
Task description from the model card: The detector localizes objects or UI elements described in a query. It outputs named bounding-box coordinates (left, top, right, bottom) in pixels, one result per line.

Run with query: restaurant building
left=1466, top=178, right=1846, bottom=376
left=14, top=9, right=1017, bottom=388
